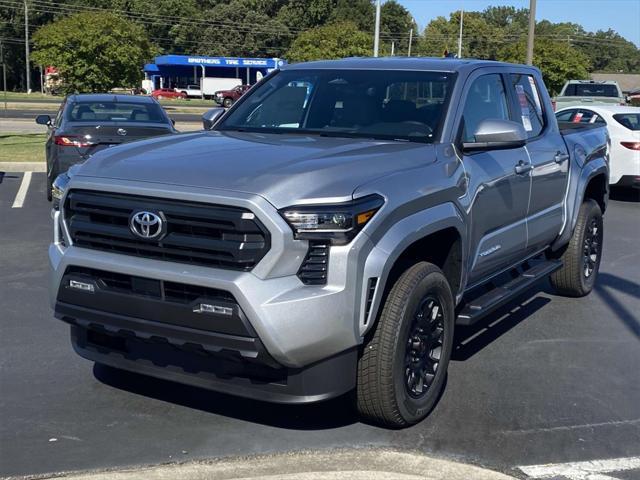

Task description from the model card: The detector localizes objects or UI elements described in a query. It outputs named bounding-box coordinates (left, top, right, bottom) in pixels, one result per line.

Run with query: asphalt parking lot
left=0, top=172, right=639, bottom=479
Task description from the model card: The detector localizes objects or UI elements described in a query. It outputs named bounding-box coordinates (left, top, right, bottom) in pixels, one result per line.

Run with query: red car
left=151, top=88, right=187, bottom=100
left=214, top=85, right=251, bottom=107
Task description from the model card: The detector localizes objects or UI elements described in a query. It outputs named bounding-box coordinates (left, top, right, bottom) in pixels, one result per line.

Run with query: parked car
left=627, top=88, right=640, bottom=106
left=556, top=105, right=639, bottom=188
left=554, top=80, right=625, bottom=110
left=36, top=93, right=177, bottom=201
left=213, top=84, right=251, bottom=107
left=49, top=58, right=609, bottom=428
left=178, top=84, right=202, bottom=99
left=151, top=88, right=187, bottom=100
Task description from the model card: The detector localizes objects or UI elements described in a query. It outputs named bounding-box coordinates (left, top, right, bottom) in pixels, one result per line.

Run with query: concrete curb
left=8, top=449, right=517, bottom=480
left=0, top=162, right=46, bottom=172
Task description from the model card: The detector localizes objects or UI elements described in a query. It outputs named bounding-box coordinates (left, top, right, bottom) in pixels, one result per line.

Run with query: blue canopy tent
left=143, top=55, right=286, bottom=90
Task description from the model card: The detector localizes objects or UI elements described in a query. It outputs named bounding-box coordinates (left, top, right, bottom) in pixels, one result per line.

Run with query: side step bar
left=456, top=260, right=562, bottom=326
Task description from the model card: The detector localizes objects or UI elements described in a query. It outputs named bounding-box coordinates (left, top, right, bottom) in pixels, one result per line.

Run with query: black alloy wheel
left=405, top=296, right=444, bottom=398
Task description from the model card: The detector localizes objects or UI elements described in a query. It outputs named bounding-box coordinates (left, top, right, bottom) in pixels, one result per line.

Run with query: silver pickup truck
left=49, top=58, right=609, bottom=427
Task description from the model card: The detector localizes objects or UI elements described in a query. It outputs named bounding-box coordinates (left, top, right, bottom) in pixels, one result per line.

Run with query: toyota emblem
left=129, top=211, right=165, bottom=240
left=117, top=128, right=127, bottom=136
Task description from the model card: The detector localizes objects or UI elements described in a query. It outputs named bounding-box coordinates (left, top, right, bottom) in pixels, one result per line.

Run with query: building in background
left=142, top=55, right=285, bottom=98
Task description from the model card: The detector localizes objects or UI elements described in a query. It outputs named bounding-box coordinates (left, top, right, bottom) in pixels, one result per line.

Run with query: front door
left=459, top=72, right=531, bottom=286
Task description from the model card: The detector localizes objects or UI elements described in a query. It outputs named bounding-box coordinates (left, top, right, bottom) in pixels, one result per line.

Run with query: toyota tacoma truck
left=49, top=58, right=609, bottom=427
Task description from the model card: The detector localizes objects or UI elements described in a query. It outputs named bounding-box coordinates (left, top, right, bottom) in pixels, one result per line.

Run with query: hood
left=75, top=130, right=437, bottom=208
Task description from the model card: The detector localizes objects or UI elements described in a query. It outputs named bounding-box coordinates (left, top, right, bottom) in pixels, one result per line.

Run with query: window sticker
left=516, top=84, right=533, bottom=131
left=528, top=76, right=543, bottom=115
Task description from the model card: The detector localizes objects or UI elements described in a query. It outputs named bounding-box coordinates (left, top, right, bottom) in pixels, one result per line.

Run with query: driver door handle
left=514, top=160, right=533, bottom=175
left=554, top=151, right=570, bottom=163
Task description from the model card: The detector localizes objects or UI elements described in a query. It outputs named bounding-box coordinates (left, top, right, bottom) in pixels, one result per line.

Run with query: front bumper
left=49, top=180, right=377, bottom=400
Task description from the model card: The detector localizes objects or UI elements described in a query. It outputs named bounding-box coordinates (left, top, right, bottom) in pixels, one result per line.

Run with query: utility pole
left=1, top=42, right=7, bottom=116
left=457, top=9, right=464, bottom=58
left=24, top=0, right=31, bottom=93
left=373, top=0, right=381, bottom=57
left=391, top=41, right=395, bottom=56
left=407, top=28, right=413, bottom=56
left=526, top=0, right=536, bottom=65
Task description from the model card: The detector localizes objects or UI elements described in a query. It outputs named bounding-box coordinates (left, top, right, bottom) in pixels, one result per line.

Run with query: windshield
left=218, top=69, right=456, bottom=143
left=613, top=113, right=640, bottom=131
left=563, top=83, right=620, bottom=97
left=66, top=101, right=168, bottom=123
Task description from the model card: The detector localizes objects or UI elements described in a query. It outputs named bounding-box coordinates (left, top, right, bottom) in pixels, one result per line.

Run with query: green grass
left=0, top=134, right=46, bottom=162
left=157, top=98, right=218, bottom=108
left=0, top=91, right=59, bottom=102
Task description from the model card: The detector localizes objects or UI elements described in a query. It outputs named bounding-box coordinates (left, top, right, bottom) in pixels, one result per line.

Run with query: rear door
left=457, top=70, right=531, bottom=286
left=508, top=71, right=569, bottom=254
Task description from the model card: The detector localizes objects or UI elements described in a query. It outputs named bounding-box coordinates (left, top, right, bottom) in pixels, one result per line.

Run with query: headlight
left=51, top=172, right=70, bottom=210
left=280, top=194, right=384, bottom=245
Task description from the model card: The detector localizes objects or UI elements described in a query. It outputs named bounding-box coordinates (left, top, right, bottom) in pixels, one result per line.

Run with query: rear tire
left=356, top=262, right=454, bottom=428
left=550, top=199, right=603, bottom=297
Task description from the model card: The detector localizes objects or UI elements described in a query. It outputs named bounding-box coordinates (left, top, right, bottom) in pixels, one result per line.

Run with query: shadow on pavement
left=610, top=186, right=639, bottom=203
left=452, top=294, right=551, bottom=362
left=93, top=363, right=359, bottom=430
left=595, top=272, right=640, bottom=340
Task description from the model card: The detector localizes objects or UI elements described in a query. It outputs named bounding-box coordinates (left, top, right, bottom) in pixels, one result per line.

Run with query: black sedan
left=36, top=94, right=177, bottom=200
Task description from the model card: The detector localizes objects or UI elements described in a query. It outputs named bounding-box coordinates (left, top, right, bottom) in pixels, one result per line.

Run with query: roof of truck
left=283, top=56, right=534, bottom=73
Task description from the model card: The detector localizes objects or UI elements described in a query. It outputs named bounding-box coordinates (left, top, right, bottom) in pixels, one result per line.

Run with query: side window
left=462, top=74, right=510, bottom=142
left=510, top=74, right=545, bottom=138
left=555, top=109, right=576, bottom=122
left=573, top=109, right=605, bottom=125
left=54, top=101, right=66, bottom=127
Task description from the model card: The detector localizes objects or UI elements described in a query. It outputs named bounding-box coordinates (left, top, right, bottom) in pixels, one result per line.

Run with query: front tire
left=550, top=199, right=603, bottom=297
left=356, top=262, right=454, bottom=428
left=223, top=97, right=234, bottom=108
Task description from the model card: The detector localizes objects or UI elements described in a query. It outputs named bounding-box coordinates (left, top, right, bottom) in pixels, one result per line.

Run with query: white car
left=556, top=105, right=640, bottom=188
left=178, top=84, right=203, bottom=98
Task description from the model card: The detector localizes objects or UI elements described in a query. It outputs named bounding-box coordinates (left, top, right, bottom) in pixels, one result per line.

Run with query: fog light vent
left=69, top=280, right=95, bottom=293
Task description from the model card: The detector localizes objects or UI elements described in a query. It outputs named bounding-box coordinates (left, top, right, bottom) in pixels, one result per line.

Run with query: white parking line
left=11, top=171, right=32, bottom=209
left=519, top=456, right=640, bottom=479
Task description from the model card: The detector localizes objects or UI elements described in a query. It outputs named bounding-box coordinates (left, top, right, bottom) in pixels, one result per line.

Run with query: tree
left=499, top=38, right=589, bottom=94
left=329, top=0, right=375, bottom=31
left=276, top=0, right=337, bottom=31
left=379, top=0, right=417, bottom=55
left=172, top=0, right=291, bottom=57
left=31, top=12, right=156, bottom=93
left=286, top=21, right=371, bottom=63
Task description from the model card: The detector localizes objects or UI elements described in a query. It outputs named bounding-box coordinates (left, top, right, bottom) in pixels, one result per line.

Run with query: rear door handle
left=515, top=160, right=533, bottom=175
left=554, top=151, right=570, bottom=163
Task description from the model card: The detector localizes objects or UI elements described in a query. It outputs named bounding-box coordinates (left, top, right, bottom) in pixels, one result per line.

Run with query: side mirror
left=36, top=114, right=52, bottom=126
left=202, top=107, right=225, bottom=130
left=463, top=119, right=527, bottom=151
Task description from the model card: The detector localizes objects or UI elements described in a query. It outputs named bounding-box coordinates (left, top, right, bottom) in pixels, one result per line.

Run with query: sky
left=397, top=0, right=640, bottom=47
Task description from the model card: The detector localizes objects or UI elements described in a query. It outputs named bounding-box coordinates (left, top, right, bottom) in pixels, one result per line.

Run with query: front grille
left=66, top=266, right=235, bottom=304
left=297, top=242, right=329, bottom=285
left=64, top=190, right=270, bottom=270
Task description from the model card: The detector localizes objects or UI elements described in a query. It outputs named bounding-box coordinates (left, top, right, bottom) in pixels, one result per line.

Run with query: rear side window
left=613, top=113, right=640, bottom=131
left=462, top=74, right=510, bottom=142
left=510, top=74, right=545, bottom=138
left=555, top=109, right=576, bottom=122
left=66, top=102, right=167, bottom=123
left=571, top=110, right=606, bottom=125
left=564, top=83, right=620, bottom=97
